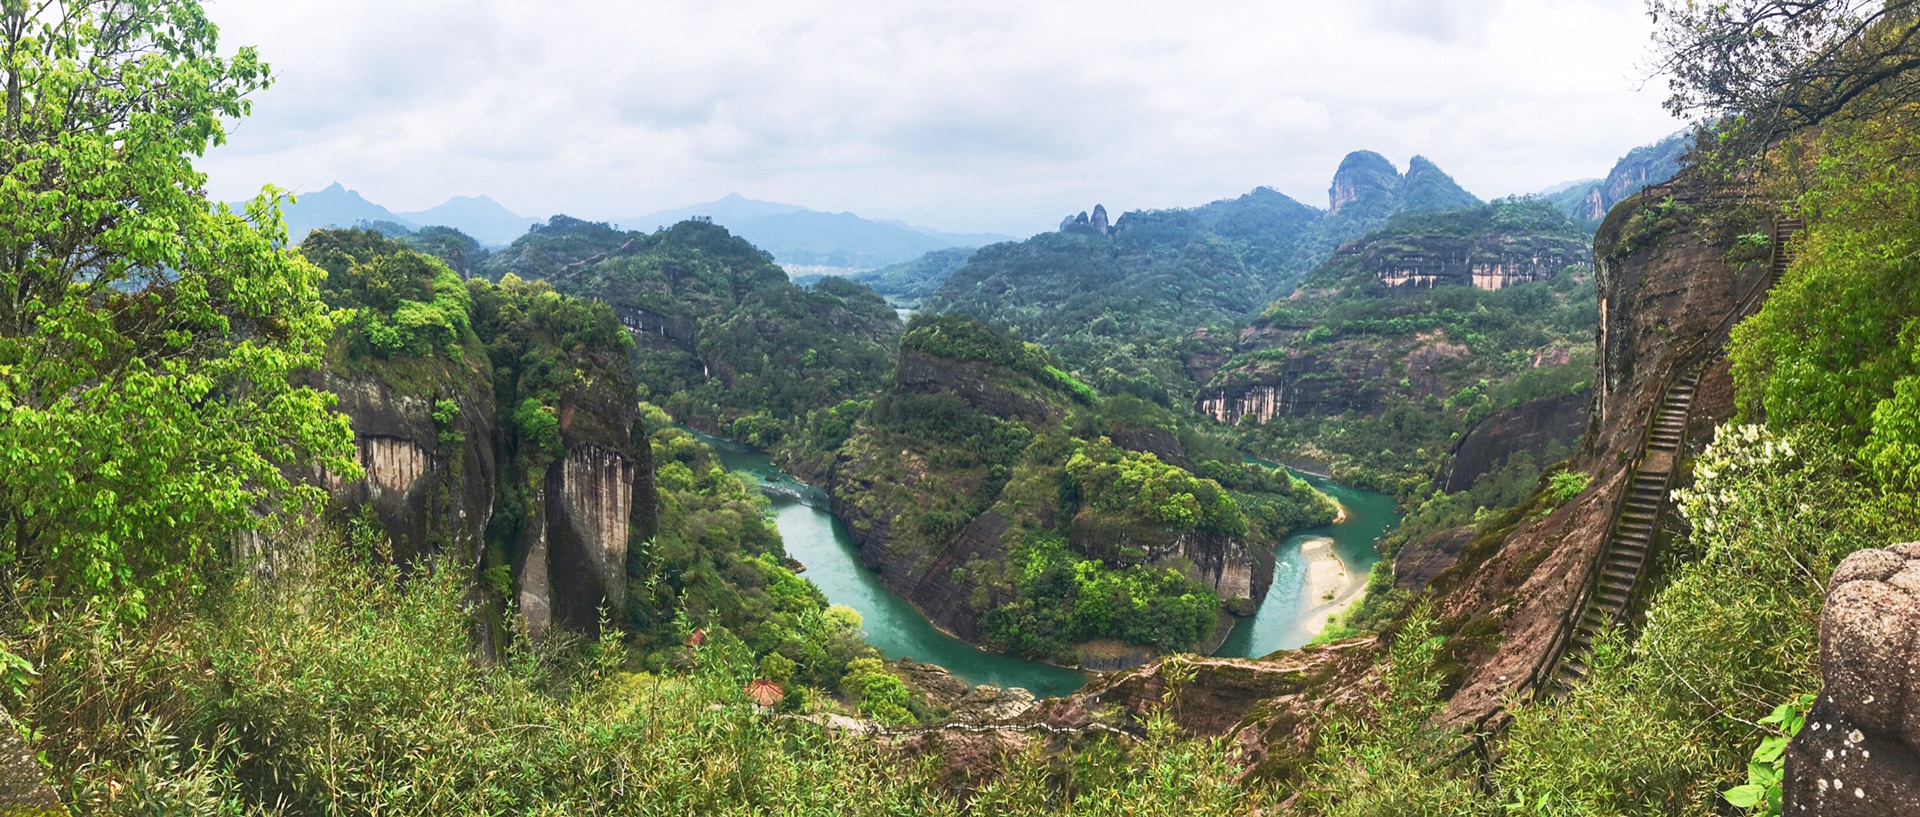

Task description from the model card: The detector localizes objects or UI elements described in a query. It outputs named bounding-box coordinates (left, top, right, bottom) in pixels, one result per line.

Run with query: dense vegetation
left=1297, top=7, right=1920, bottom=814
left=829, top=316, right=1335, bottom=662
left=479, top=216, right=904, bottom=450
left=1220, top=199, right=1599, bottom=494
left=921, top=162, right=1480, bottom=409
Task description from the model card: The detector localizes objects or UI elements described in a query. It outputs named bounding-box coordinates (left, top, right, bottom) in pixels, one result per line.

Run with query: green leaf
left=1725, top=784, right=1765, bottom=809
left=1754, top=735, right=1788, bottom=763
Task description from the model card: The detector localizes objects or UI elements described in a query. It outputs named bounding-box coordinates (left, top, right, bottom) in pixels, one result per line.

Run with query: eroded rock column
left=1784, top=543, right=1920, bottom=814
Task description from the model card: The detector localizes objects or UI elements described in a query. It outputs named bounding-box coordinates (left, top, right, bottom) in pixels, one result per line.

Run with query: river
left=691, top=431, right=1400, bottom=694
left=1215, top=471, right=1403, bottom=658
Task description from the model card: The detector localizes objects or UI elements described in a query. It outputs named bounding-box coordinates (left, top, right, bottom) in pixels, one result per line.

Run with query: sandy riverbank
left=1297, top=536, right=1367, bottom=637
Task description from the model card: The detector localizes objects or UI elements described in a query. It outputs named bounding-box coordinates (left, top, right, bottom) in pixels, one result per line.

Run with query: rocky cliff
left=1195, top=199, right=1598, bottom=486
left=1550, top=131, right=1692, bottom=225
left=305, top=230, right=658, bottom=642
left=1439, top=390, right=1591, bottom=494
left=1433, top=170, right=1766, bottom=727
left=319, top=367, right=498, bottom=567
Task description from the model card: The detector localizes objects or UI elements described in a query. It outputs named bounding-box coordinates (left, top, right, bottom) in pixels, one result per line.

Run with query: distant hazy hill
left=273, top=184, right=417, bottom=243
left=616, top=194, right=1017, bottom=270
left=1542, top=132, right=1693, bottom=225
left=808, top=246, right=979, bottom=302
left=396, top=195, right=540, bottom=246
left=267, top=184, right=541, bottom=247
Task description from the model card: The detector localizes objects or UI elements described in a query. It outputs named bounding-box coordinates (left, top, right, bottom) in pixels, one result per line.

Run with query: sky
left=202, top=0, right=1684, bottom=237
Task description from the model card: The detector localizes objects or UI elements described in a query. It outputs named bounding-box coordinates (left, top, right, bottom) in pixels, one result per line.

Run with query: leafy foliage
left=981, top=535, right=1220, bottom=660
left=8, top=531, right=1267, bottom=815
left=480, top=217, right=902, bottom=448
left=0, top=0, right=356, bottom=623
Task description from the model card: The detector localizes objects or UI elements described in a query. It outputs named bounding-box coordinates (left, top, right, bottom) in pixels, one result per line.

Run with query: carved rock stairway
left=1772, top=218, right=1804, bottom=286
left=1547, top=217, right=1806, bottom=693
left=1556, top=367, right=1699, bottom=689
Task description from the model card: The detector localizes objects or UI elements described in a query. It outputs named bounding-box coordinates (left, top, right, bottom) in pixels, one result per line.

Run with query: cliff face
left=1434, top=171, right=1765, bottom=727
left=1197, top=200, right=1593, bottom=437
left=1351, top=232, right=1590, bottom=292
left=319, top=366, right=498, bottom=567
left=1440, top=390, right=1591, bottom=494
left=304, top=229, right=659, bottom=643
left=321, top=363, right=653, bottom=641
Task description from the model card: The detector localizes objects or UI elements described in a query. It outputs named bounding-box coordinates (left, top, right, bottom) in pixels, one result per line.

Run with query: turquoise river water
left=693, top=432, right=1400, bottom=695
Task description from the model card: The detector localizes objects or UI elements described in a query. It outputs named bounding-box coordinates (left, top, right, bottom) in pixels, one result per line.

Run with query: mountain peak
left=1329, top=151, right=1401, bottom=215
left=1398, top=155, right=1482, bottom=213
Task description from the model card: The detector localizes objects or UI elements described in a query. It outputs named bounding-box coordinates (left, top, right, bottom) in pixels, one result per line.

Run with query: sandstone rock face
left=612, top=304, right=699, bottom=352
left=545, top=444, right=638, bottom=633
left=1035, top=639, right=1380, bottom=781
left=318, top=357, right=655, bottom=643
left=1394, top=526, right=1473, bottom=590
left=1441, top=390, right=1592, bottom=494
left=1358, top=233, right=1589, bottom=292
left=896, top=351, right=1064, bottom=425
left=1785, top=543, right=1920, bottom=815
left=1438, top=172, right=1764, bottom=727
left=1190, top=341, right=1390, bottom=423
left=1067, top=511, right=1269, bottom=603
left=319, top=372, right=499, bottom=566
left=1328, top=151, right=1402, bottom=216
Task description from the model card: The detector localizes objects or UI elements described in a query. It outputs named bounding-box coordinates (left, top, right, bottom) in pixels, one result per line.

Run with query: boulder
left=1784, top=543, right=1920, bottom=814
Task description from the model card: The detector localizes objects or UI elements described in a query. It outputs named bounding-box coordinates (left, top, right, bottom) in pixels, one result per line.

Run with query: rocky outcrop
left=896, top=350, right=1065, bottom=425
left=612, top=304, right=699, bottom=351
left=543, top=444, right=639, bottom=633
left=1329, top=151, right=1403, bottom=216
left=1436, top=171, right=1765, bottom=727
left=1394, top=526, right=1473, bottom=590
left=1785, top=544, right=1920, bottom=815
left=1033, top=639, right=1381, bottom=781
left=319, top=371, right=498, bottom=566
left=1196, top=342, right=1392, bottom=425
left=319, top=359, right=653, bottom=642
left=1067, top=510, right=1268, bottom=601
left=1440, top=390, right=1592, bottom=494
left=0, top=733, right=56, bottom=813
left=1360, top=233, right=1589, bottom=292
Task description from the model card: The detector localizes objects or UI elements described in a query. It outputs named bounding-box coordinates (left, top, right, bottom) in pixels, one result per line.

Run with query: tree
left=0, top=0, right=356, bottom=621
left=1650, top=0, right=1920, bottom=140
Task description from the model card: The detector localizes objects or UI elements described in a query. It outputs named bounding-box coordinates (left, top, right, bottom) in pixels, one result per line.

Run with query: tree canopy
left=0, top=0, right=356, bottom=621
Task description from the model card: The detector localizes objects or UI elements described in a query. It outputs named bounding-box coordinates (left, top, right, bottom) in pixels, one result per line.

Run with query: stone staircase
left=1772, top=217, right=1805, bottom=286
left=1555, top=366, right=1698, bottom=688
left=1542, top=217, right=1806, bottom=694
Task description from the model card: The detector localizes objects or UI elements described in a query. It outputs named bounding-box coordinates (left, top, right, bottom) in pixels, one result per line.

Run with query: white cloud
left=202, top=0, right=1680, bottom=235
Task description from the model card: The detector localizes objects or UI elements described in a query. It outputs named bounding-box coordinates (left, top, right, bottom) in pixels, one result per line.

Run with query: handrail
left=1521, top=210, right=1800, bottom=700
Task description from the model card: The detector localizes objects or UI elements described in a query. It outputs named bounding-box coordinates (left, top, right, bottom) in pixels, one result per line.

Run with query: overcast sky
left=201, top=0, right=1683, bottom=236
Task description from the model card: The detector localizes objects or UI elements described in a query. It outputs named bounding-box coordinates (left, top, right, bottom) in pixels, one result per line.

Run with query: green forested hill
left=1204, top=199, right=1598, bottom=491
left=820, top=315, right=1335, bottom=662
left=919, top=154, right=1483, bottom=407
left=476, top=216, right=903, bottom=444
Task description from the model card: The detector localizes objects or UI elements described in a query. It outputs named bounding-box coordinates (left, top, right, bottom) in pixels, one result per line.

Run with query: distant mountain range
left=262, top=184, right=539, bottom=246
left=613, top=194, right=1017, bottom=269
left=262, top=186, right=1014, bottom=270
